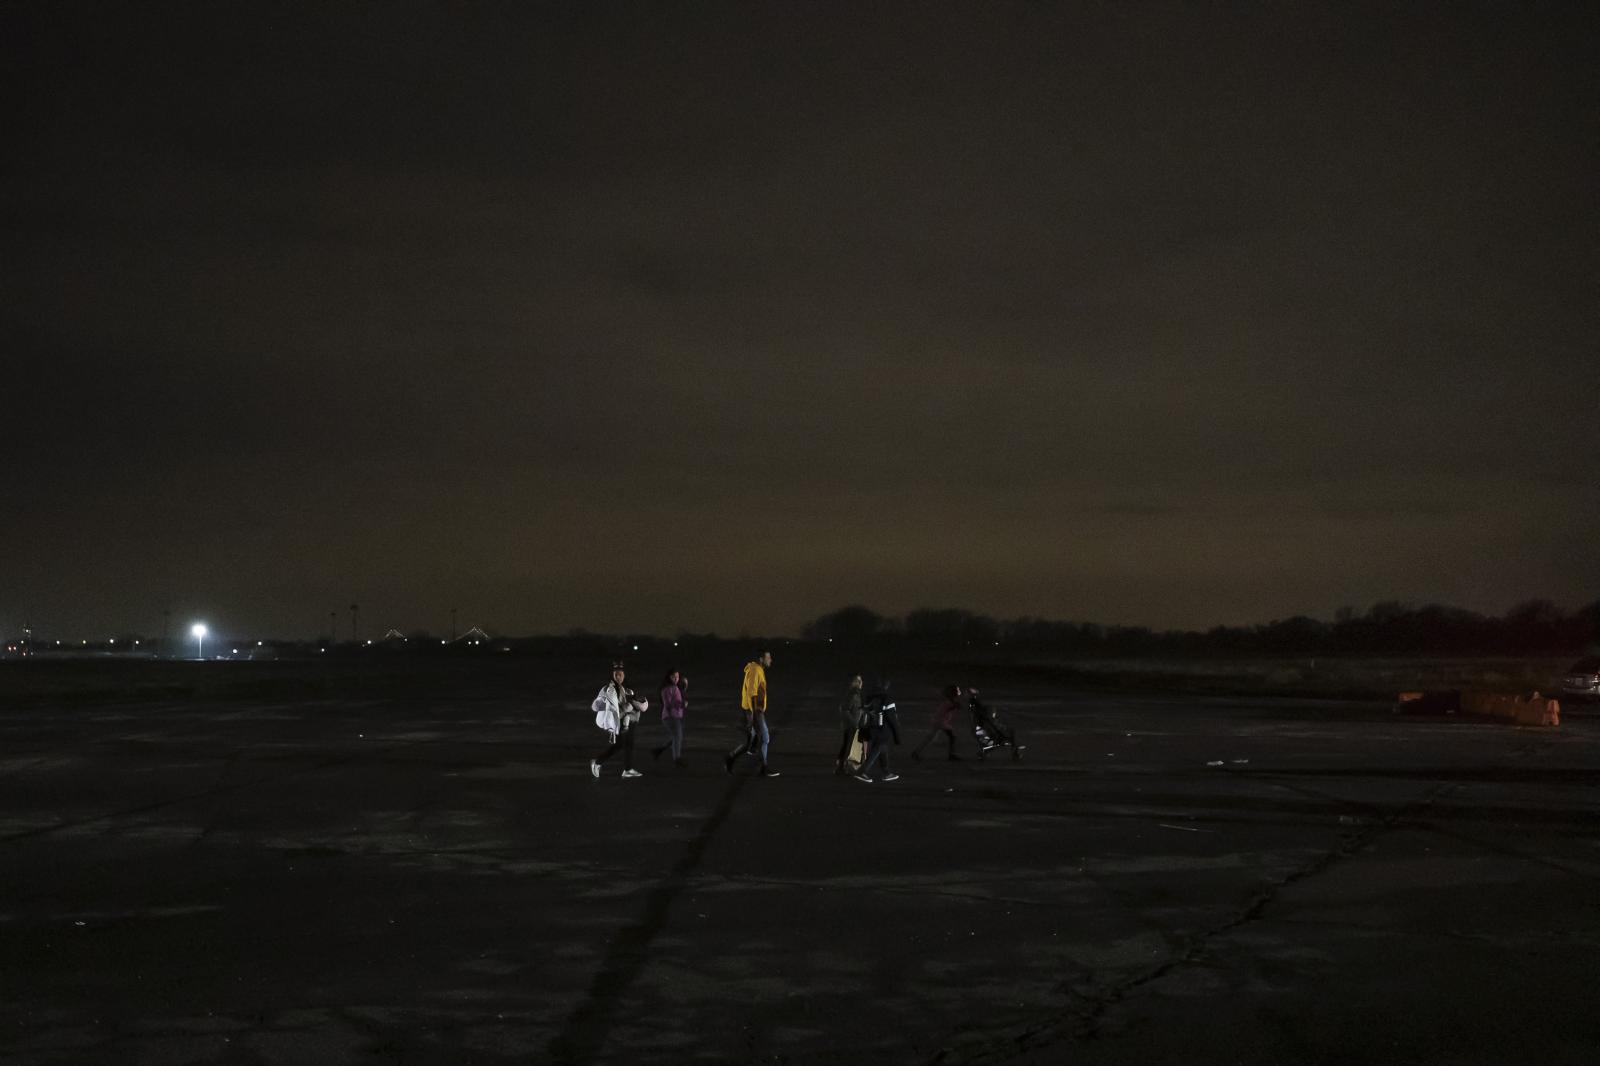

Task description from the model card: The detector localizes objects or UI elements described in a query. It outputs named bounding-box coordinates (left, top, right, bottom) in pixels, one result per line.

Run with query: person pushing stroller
left=911, top=684, right=965, bottom=762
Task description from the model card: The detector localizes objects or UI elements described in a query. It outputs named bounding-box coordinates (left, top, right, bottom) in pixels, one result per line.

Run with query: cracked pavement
left=3, top=659, right=1598, bottom=1063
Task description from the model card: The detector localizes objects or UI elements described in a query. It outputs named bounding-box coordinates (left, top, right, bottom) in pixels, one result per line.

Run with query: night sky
left=5, top=2, right=1597, bottom=641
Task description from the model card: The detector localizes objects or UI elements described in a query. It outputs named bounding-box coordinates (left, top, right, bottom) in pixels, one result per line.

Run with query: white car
left=1560, top=658, right=1600, bottom=702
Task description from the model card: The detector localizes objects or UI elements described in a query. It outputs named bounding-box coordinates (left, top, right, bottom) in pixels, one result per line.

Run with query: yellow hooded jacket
left=741, top=660, right=767, bottom=713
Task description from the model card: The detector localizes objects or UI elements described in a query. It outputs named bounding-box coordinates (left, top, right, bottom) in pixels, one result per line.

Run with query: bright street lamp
left=191, top=623, right=208, bottom=660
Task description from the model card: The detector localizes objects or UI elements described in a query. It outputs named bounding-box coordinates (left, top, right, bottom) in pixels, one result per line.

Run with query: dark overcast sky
left=4, top=1, right=1597, bottom=640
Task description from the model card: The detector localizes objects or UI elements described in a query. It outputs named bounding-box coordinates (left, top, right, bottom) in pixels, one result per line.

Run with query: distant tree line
left=24, top=602, right=1594, bottom=662
left=800, top=600, right=1600, bottom=658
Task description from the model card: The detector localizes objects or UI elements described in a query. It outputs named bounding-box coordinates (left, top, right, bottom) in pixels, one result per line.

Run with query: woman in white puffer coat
left=590, top=660, right=649, bottom=778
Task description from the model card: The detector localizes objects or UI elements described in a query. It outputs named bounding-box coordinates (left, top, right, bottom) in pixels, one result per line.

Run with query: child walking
left=652, top=669, right=688, bottom=767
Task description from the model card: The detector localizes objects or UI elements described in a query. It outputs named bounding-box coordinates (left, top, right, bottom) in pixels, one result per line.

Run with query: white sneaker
left=589, top=760, right=600, bottom=778
left=621, top=769, right=643, bottom=778
left=854, top=774, right=873, bottom=783
left=883, top=773, right=900, bottom=782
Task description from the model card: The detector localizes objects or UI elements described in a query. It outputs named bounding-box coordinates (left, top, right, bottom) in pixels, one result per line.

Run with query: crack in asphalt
left=544, top=685, right=821, bottom=1065
left=928, top=741, right=1550, bottom=1064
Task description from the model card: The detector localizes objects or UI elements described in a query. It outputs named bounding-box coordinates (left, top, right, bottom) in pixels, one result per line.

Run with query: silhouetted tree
left=905, top=608, right=999, bottom=647
left=1576, top=600, right=1600, bottom=651
left=802, top=605, right=885, bottom=644
left=801, top=599, right=1594, bottom=657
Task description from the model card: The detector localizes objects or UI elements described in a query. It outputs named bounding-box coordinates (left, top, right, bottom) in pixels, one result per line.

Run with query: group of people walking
left=589, top=650, right=1022, bottom=781
left=833, top=676, right=1024, bottom=783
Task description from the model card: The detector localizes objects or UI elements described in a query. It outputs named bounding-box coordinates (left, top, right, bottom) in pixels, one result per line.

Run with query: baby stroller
left=967, top=690, right=1024, bottom=761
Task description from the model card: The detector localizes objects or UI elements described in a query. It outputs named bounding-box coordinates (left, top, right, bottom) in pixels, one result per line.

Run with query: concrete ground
left=3, top=665, right=1598, bottom=1064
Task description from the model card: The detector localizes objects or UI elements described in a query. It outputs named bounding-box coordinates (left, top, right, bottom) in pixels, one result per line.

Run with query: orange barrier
left=1513, top=695, right=1560, bottom=727
left=1396, top=690, right=1559, bottom=726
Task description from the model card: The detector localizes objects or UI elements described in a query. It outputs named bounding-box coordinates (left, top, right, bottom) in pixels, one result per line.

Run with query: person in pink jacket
left=652, top=668, right=689, bottom=767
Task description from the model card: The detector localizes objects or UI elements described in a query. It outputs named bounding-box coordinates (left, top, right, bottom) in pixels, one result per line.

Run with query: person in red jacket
left=912, top=684, right=965, bottom=761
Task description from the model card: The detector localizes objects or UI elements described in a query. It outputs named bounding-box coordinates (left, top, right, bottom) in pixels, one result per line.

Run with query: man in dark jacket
left=855, top=677, right=901, bottom=782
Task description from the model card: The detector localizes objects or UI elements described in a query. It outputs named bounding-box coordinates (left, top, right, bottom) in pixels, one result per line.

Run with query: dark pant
left=595, top=723, right=636, bottom=770
left=656, top=718, right=684, bottom=760
left=727, top=711, right=771, bottom=766
left=860, top=726, right=894, bottom=778
left=913, top=726, right=958, bottom=757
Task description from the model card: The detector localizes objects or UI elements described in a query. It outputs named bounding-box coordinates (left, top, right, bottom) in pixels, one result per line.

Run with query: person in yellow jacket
left=724, top=650, right=779, bottom=777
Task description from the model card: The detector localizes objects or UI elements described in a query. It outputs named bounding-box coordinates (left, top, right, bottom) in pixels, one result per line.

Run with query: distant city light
left=191, top=623, right=207, bottom=659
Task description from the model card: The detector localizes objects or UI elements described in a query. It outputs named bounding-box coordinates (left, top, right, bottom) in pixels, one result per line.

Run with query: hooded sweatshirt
left=741, top=660, right=768, bottom=713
